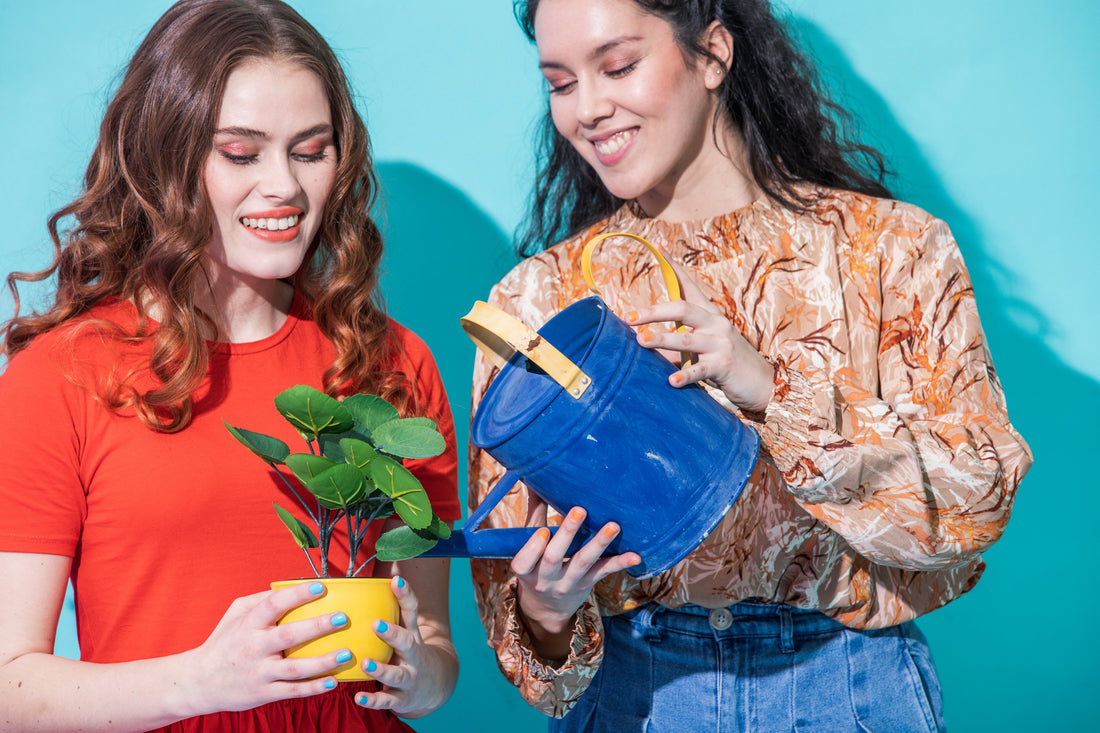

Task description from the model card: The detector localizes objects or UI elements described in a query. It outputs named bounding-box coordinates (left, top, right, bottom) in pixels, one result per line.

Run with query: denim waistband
left=615, top=602, right=851, bottom=646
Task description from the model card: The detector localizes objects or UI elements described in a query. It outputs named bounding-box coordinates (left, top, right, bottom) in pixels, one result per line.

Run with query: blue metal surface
left=425, top=297, right=758, bottom=578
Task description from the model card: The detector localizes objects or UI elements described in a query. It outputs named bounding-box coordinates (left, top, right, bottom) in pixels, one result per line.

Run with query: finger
left=541, top=506, right=587, bottom=566
left=354, top=688, right=400, bottom=711
left=391, top=575, right=420, bottom=639
left=559, top=522, right=622, bottom=585
left=361, top=656, right=411, bottom=691
left=277, top=646, right=354, bottom=682
left=372, top=616, right=415, bottom=662
left=265, top=677, right=342, bottom=702
left=268, top=608, right=350, bottom=656
left=579, top=551, right=643, bottom=587
left=511, top=527, right=552, bottom=576
left=254, top=580, right=328, bottom=625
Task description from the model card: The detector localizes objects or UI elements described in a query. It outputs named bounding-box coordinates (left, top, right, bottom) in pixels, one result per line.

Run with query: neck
left=144, top=277, right=295, bottom=344
left=635, top=118, right=762, bottom=222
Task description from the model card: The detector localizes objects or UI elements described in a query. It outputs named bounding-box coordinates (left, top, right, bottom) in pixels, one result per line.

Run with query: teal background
left=1, top=1, right=1096, bottom=730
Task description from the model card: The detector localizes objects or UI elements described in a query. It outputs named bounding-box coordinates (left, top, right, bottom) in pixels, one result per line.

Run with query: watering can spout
left=419, top=525, right=610, bottom=561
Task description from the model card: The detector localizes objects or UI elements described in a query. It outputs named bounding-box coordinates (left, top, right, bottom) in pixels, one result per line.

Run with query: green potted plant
left=224, top=384, right=451, bottom=680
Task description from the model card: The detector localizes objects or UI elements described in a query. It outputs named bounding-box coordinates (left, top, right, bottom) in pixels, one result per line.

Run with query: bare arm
left=0, top=551, right=348, bottom=731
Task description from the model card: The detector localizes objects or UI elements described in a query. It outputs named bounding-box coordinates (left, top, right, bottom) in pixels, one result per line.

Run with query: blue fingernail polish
left=323, top=678, right=337, bottom=690
left=331, top=613, right=348, bottom=627
left=365, top=659, right=378, bottom=673
left=309, top=582, right=324, bottom=595
left=396, top=576, right=406, bottom=589
left=336, top=650, right=352, bottom=664
left=375, top=620, right=389, bottom=633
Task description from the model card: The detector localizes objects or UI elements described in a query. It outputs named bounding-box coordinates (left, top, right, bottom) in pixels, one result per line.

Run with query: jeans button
left=709, top=607, right=733, bottom=631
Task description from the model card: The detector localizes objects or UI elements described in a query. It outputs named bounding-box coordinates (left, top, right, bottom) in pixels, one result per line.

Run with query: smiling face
left=202, top=57, right=337, bottom=294
left=534, top=0, right=733, bottom=218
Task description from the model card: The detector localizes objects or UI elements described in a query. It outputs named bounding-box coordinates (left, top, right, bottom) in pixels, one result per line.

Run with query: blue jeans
left=549, top=602, right=946, bottom=733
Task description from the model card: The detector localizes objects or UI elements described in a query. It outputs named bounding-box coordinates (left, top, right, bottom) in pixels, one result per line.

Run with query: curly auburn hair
left=2, top=0, right=411, bottom=432
left=513, top=0, right=894, bottom=256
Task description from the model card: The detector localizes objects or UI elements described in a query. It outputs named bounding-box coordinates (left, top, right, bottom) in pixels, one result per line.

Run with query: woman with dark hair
left=468, top=0, right=1032, bottom=730
left=0, top=1, right=459, bottom=730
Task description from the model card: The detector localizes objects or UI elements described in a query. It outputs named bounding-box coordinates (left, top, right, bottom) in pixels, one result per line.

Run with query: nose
left=257, top=153, right=302, bottom=202
left=575, top=76, right=613, bottom=128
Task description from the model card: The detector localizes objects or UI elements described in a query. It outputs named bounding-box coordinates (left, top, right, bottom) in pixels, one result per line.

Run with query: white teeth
left=241, top=214, right=299, bottom=230
left=594, top=130, right=635, bottom=156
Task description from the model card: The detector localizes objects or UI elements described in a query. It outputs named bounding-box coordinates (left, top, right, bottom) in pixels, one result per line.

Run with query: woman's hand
left=181, top=582, right=347, bottom=715
left=511, top=498, right=640, bottom=660
left=626, top=256, right=775, bottom=413
left=354, top=576, right=454, bottom=717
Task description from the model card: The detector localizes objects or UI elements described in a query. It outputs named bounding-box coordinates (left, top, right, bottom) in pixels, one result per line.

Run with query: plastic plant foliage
left=225, top=385, right=450, bottom=577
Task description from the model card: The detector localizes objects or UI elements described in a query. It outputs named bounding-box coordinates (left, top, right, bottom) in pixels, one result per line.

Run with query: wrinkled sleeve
left=760, top=215, right=1032, bottom=570
left=467, top=260, right=606, bottom=718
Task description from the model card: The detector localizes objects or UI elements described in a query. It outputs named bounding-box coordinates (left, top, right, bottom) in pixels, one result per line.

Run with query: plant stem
left=269, top=463, right=319, bottom=525
left=352, top=553, right=377, bottom=578
left=301, top=546, right=320, bottom=577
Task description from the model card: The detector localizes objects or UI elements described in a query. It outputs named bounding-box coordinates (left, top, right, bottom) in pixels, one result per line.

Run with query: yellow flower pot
left=270, top=577, right=399, bottom=681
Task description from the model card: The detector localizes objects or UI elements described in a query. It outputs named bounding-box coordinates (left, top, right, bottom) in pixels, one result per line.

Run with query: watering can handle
left=580, top=232, right=693, bottom=369
left=461, top=302, right=593, bottom=399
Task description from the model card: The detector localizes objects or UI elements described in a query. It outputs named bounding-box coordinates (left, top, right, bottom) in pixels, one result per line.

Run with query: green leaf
left=339, top=438, right=379, bottom=471
left=401, top=416, right=437, bottom=430
left=342, top=394, right=400, bottom=433
left=285, top=453, right=339, bottom=483
left=371, top=420, right=446, bottom=459
left=301, top=463, right=368, bottom=510
left=374, top=525, right=439, bottom=561
left=273, top=385, right=354, bottom=439
left=224, top=421, right=290, bottom=464
left=369, top=456, right=432, bottom=529
left=425, top=513, right=452, bottom=539
left=273, top=503, right=318, bottom=549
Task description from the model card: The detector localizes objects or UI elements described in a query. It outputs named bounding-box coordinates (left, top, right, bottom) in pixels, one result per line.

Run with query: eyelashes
left=545, top=60, right=640, bottom=96
left=217, top=150, right=331, bottom=165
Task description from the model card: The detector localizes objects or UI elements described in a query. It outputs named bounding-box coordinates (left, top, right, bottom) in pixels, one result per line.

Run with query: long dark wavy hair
left=2, top=0, right=413, bottom=432
left=514, top=0, right=893, bottom=256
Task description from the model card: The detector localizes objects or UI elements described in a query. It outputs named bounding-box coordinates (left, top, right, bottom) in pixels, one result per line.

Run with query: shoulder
left=385, top=317, right=443, bottom=379
left=803, top=187, right=952, bottom=253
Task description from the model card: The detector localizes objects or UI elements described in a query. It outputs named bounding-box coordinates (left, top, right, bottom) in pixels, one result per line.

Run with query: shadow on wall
left=793, top=18, right=1098, bottom=732
left=373, top=161, right=547, bottom=731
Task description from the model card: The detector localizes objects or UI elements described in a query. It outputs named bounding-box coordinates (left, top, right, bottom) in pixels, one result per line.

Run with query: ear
left=700, top=20, right=734, bottom=91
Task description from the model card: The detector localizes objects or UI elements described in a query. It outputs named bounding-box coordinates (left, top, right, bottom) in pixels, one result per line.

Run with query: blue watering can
left=421, top=233, right=759, bottom=578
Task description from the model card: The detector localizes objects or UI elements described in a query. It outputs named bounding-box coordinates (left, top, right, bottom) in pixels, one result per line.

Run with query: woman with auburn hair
left=0, top=1, right=459, bottom=730
left=467, top=0, right=1032, bottom=730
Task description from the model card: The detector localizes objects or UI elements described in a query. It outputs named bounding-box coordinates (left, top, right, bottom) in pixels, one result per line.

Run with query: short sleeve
left=0, top=337, right=88, bottom=556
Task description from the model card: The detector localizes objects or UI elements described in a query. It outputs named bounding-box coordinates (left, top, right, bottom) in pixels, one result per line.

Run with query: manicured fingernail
left=601, top=523, right=620, bottom=538
left=626, top=311, right=639, bottom=321
left=309, top=582, right=324, bottom=595
left=336, top=649, right=352, bottom=664
left=375, top=620, right=389, bottom=633
left=671, top=374, right=684, bottom=386
left=364, top=659, right=378, bottom=673
left=395, top=576, right=406, bottom=589
left=628, top=555, right=642, bottom=566
left=536, top=527, right=551, bottom=541
left=569, top=507, right=585, bottom=521
left=331, top=613, right=348, bottom=627
left=323, top=678, right=337, bottom=690
left=355, top=693, right=368, bottom=706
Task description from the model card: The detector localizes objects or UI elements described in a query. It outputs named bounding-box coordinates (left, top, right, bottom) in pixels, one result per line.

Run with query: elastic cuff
left=501, top=580, right=603, bottom=678
left=761, top=360, right=819, bottom=474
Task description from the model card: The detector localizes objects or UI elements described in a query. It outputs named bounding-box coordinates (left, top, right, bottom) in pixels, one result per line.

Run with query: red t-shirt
left=0, top=296, right=461, bottom=731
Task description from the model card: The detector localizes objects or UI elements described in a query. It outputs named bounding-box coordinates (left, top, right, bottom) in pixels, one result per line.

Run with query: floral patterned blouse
left=467, top=187, right=1032, bottom=717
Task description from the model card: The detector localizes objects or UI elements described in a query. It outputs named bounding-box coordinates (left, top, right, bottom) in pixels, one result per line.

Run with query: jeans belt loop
left=779, top=605, right=795, bottom=654
left=630, top=604, right=663, bottom=642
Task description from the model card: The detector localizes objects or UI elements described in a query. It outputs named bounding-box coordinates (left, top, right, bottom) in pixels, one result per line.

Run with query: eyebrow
left=538, top=35, right=644, bottom=70
left=212, top=123, right=334, bottom=144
